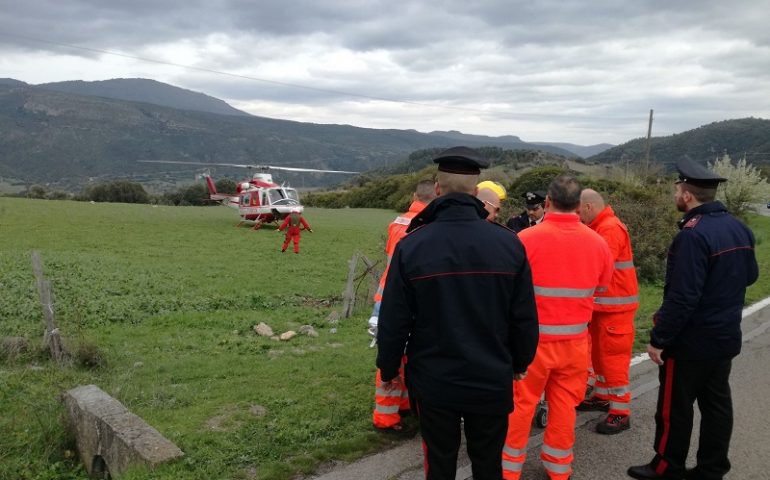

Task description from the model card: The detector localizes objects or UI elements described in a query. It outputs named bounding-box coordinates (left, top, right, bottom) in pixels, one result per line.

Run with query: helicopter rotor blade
left=265, top=165, right=359, bottom=174
left=138, top=160, right=358, bottom=174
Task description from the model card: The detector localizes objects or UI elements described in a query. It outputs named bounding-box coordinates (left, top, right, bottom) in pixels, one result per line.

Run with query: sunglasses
left=484, top=201, right=500, bottom=213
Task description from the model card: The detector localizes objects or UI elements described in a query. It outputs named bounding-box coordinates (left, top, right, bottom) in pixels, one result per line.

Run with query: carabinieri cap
left=675, top=158, right=727, bottom=188
left=433, top=146, right=489, bottom=175
left=522, top=190, right=547, bottom=208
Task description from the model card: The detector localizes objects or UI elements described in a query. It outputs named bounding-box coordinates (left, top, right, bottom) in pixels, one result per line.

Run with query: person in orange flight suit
left=578, top=188, right=639, bottom=435
left=278, top=208, right=312, bottom=253
left=370, top=179, right=436, bottom=433
left=502, top=175, right=613, bottom=480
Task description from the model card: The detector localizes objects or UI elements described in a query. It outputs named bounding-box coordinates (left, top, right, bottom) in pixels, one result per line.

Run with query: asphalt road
left=307, top=300, right=770, bottom=480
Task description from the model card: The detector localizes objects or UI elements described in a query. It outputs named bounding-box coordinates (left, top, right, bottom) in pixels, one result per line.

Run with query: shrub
left=80, top=181, right=150, bottom=204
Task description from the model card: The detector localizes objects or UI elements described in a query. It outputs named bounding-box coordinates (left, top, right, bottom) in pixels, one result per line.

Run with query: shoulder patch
left=683, top=214, right=702, bottom=229
left=393, top=216, right=411, bottom=226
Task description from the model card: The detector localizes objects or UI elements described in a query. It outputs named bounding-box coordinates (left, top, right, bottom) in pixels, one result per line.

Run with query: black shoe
left=596, top=413, right=630, bottom=434
left=577, top=397, right=610, bottom=412
left=627, top=464, right=681, bottom=479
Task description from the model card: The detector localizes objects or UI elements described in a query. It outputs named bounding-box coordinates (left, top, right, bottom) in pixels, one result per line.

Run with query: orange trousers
left=372, top=356, right=410, bottom=428
left=589, top=310, right=635, bottom=416
left=503, top=338, right=588, bottom=480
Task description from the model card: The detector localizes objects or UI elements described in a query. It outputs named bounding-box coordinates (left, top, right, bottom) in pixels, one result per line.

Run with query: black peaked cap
left=676, top=158, right=727, bottom=188
left=433, top=146, right=489, bottom=175
left=522, top=190, right=546, bottom=207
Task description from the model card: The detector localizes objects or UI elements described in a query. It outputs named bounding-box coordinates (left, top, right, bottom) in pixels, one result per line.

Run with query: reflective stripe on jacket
left=588, top=206, right=639, bottom=313
left=373, top=201, right=427, bottom=303
left=518, top=212, right=613, bottom=342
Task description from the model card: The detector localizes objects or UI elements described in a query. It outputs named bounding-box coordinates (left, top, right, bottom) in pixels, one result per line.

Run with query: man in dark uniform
left=628, top=158, right=758, bottom=480
left=506, top=190, right=546, bottom=232
left=377, top=146, right=540, bottom=480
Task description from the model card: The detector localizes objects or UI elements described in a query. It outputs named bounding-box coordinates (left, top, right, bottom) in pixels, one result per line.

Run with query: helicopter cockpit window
left=241, top=195, right=249, bottom=206
left=285, top=189, right=300, bottom=202
left=267, top=189, right=285, bottom=205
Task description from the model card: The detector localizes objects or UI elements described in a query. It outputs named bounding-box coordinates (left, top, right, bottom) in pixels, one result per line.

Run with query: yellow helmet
left=476, top=180, right=507, bottom=201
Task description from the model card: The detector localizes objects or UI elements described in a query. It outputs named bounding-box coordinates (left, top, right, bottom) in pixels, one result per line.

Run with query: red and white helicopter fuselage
left=204, top=172, right=302, bottom=226
left=138, top=160, right=358, bottom=229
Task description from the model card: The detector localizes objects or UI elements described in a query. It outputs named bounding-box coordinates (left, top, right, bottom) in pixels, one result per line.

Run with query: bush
left=79, top=181, right=150, bottom=204
left=581, top=178, right=679, bottom=283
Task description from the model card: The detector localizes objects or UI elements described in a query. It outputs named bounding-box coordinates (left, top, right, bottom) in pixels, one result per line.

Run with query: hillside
left=587, top=118, right=770, bottom=168
left=0, top=82, right=577, bottom=190
left=533, top=141, right=615, bottom=158
left=38, top=78, right=250, bottom=117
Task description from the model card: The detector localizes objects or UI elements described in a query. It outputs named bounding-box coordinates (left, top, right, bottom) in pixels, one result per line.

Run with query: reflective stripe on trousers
left=594, top=295, right=639, bottom=305
left=503, top=338, right=587, bottom=480
left=589, top=310, right=635, bottom=416
left=372, top=363, right=410, bottom=428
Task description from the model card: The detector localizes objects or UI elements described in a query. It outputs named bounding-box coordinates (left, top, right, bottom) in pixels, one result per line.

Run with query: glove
left=308, top=229, right=314, bottom=233
left=368, top=315, right=379, bottom=329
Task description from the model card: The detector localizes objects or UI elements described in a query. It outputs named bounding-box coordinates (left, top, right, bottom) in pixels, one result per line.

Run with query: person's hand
left=647, top=344, right=664, bottom=365
left=514, top=371, right=527, bottom=381
left=381, top=376, right=403, bottom=392
left=308, top=229, right=314, bottom=233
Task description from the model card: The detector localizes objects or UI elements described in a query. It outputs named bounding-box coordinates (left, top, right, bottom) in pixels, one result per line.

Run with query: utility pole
left=644, top=109, right=654, bottom=175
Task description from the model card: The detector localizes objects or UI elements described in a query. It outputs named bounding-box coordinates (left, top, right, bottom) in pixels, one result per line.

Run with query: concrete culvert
left=90, top=455, right=111, bottom=479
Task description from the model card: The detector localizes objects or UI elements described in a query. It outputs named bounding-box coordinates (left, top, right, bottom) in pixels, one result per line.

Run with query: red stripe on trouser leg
left=590, top=311, right=635, bottom=416
left=655, top=358, right=676, bottom=475
left=372, top=361, right=408, bottom=428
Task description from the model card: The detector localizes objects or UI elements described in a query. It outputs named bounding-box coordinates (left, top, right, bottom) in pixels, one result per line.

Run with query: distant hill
left=0, top=78, right=28, bottom=87
left=428, top=130, right=575, bottom=157
left=0, top=82, right=579, bottom=191
left=587, top=118, right=770, bottom=168
left=37, top=78, right=250, bottom=117
left=532, top=142, right=614, bottom=158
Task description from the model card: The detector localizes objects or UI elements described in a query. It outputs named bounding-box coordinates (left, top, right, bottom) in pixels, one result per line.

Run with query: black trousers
left=651, top=354, right=733, bottom=480
left=413, top=398, right=508, bottom=480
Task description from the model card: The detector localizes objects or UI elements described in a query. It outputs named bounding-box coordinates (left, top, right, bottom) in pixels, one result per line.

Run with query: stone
left=279, top=331, right=297, bottom=341
left=63, top=385, right=183, bottom=478
left=326, top=311, right=341, bottom=324
left=253, top=322, right=274, bottom=337
left=298, top=325, right=319, bottom=337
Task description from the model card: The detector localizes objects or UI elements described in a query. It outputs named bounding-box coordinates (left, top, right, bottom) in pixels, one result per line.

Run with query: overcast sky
left=2, top=0, right=769, bottom=145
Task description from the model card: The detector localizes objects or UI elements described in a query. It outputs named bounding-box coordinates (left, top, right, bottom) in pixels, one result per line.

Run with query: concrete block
left=63, top=384, right=183, bottom=478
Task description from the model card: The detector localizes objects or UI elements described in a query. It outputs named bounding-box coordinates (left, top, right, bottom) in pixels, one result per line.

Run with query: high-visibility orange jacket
left=373, top=200, right=427, bottom=303
left=588, top=206, right=639, bottom=313
left=517, top=212, right=613, bottom=342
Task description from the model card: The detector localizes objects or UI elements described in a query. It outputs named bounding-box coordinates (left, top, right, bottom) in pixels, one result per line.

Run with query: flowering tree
left=710, top=154, right=770, bottom=218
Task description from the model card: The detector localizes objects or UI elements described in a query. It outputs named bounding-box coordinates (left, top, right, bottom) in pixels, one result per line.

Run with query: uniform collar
left=408, top=200, right=428, bottom=214
left=589, top=205, right=615, bottom=229
left=678, top=201, right=727, bottom=230
left=543, top=211, right=580, bottom=224
left=406, top=192, right=486, bottom=232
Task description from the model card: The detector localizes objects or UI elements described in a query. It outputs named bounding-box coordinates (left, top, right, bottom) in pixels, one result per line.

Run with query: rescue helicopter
left=138, top=160, right=359, bottom=229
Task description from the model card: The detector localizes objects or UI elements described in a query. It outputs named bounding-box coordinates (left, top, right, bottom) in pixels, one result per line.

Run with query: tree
left=215, top=178, right=237, bottom=194
left=709, top=154, right=770, bottom=218
left=26, top=185, right=48, bottom=199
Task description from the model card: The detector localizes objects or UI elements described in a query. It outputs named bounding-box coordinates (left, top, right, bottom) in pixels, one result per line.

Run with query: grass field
left=1, top=197, right=768, bottom=480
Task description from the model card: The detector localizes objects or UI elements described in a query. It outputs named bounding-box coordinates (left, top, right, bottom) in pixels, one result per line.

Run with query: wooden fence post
left=341, top=252, right=360, bottom=318
left=30, top=251, right=68, bottom=366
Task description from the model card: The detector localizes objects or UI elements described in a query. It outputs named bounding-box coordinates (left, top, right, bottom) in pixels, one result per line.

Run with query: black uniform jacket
left=376, top=193, right=539, bottom=415
left=652, top=201, right=758, bottom=359
left=506, top=211, right=530, bottom=233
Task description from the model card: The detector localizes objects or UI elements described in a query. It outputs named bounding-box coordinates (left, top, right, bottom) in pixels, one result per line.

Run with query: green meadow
left=1, top=197, right=768, bottom=480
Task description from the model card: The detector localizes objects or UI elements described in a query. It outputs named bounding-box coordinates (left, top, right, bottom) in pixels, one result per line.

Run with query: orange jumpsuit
left=587, top=206, right=639, bottom=417
left=503, top=212, right=612, bottom=480
left=372, top=200, right=427, bottom=429
left=279, top=213, right=311, bottom=253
